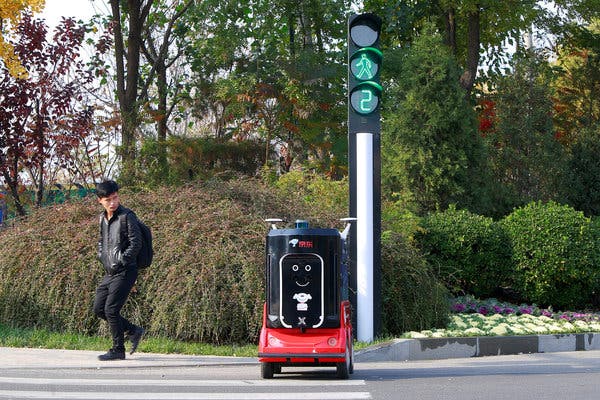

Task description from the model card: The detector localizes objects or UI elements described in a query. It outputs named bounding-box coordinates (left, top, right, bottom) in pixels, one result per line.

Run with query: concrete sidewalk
left=3, top=332, right=600, bottom=369
left=0, top=347, right=257, bottom=370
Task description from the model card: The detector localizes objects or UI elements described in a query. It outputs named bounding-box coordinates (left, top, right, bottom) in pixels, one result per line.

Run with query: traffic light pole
left=355, top=132, right=381, bottom=342
left=347, top=13, right=382, bottom=343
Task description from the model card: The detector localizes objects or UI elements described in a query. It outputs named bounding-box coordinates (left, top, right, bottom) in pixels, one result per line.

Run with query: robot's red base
left=258, top=301, right=354, bottom=379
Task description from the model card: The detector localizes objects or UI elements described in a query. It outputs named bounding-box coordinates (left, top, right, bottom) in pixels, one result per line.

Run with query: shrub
left=381, top=199, right=422, bottom=243
left=0, top=178, right=343, bottom=345
left=501, top=201, right=600, bottom=309
left=274, top=171, right=348, bottom=216
left=417, top=206, right=512, bottom=298
left=139, top=137, right=263, bottom=185
left=381, top=231, right=450, bottom=336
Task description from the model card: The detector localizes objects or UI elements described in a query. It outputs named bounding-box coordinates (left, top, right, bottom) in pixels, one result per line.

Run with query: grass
left=0, top=324, right=257, bottom=357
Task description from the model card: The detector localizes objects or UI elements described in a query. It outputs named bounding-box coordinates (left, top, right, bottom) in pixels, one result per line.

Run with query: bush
left=501, top=201, right=600, bottom=309
left=417, top=206, right=512, bottom=298
left=381, top=231, right=450, bottom=336
left=139, top=137, right=264, bottom=185
left=274, top=171, right=348, bottom=216
left=0, top=178, right=344, bottom=345
left=381, top=199, right=422, bottom=243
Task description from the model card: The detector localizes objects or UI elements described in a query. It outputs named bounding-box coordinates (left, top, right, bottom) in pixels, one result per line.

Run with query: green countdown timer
left=350, top=84, right=382, bottom=115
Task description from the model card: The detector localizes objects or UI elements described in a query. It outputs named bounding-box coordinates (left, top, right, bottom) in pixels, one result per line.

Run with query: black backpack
left=118, top=211, right=154, bottom=269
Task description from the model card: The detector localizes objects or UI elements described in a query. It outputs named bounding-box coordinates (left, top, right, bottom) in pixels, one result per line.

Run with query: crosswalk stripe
left=0, top=391, right=372, bottom=400
left=0, top=377, right=365, bottom=387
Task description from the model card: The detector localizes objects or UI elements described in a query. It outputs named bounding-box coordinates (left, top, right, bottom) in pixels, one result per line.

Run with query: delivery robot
left=258, top=218, right=355, bottom=379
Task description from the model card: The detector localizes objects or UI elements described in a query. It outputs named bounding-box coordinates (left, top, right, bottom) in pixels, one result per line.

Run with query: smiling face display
left=292, top=263, right=312, bottom=287
left=279, top=254, right=324, bottom=329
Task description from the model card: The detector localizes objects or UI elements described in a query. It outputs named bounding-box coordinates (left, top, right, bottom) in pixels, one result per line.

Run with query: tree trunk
left=34, top=105, right=45, bottom=208
left=459, top=6, right=481, bottom=93
left=35, top=167, right=44, bottom=208
left=2, top=170, right=26, bottom=216
left=444, top=7, right=457, bottom=54
left=139, top=0, right=193, bottom=177
left=110, top=0, right=152, bottom=183
left=156, top=62, right=169, bottom=171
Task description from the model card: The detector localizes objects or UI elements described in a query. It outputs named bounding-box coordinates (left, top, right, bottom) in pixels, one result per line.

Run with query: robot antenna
left=265, top=218, right=284, bottom=230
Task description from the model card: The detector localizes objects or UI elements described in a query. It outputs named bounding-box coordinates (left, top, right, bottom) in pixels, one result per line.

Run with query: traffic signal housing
left=347, top=13, right=383, bottom=342
left=348, top=13, right=382, bottom=134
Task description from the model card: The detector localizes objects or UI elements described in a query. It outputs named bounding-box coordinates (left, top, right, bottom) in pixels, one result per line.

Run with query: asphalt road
left=1, top=348, right=600, bottom=399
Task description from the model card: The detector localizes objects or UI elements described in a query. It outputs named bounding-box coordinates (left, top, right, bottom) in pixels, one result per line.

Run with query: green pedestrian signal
left=348, top=14, right=382, bottom=127
left=350, top=48, right=382, bottom=81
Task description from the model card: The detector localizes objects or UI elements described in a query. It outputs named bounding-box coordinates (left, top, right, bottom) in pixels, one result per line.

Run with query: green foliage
left=551, top=21, right=600, bottom=144
left=363, top=0, right=598, bottom=81
left=418, top=206, right=513, bottom=298
left=381, top=200, right=422, bottom=243
left=501, top=201, right=600, bottom=309
left=273, top=171, right=348, bottom=216
left=562, top=127, right=600, bottom=216
left=381, top=232, right=450, bottom=336
left=139, top=137, right=263, bottom=185
left=485, top=52, right=566, bottom=217
left=183, top=0, right=348, bottom=172
left=381, top=25, right=491, bottom=215
left=0, top=179, right=344, bottom=345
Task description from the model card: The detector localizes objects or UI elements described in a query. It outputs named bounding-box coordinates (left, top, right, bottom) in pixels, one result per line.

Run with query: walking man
left=93, top=180, right=145, bottom=360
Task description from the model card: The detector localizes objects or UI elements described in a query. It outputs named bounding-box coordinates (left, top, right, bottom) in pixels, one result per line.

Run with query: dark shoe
left=98, top=349, right=125, bottom=361
left=129, top=327, right=145, bottom=355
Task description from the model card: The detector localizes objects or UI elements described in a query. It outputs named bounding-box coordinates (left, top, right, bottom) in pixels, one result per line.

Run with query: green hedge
left=501, top=201, right=600, bottom=309
left=139, top=137, right=264, bottom=185
left=274, top=171, right=349, bottom=215
left=14, top=176, right=598, bottom=342
left=418, top=206, right=512, bottom=298
left=381, top=232, right=450, bottom=335
left=0, top=179, right=343, bottom=344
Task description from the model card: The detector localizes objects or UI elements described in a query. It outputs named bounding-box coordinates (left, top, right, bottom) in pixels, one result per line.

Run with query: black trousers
left=93, top=268, right=138, bottom=352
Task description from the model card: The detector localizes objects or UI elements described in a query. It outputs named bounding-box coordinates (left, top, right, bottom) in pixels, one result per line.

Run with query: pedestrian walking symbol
left=355, top=54, right=373, bottom=79
left=351, top=51, right=379, bottom=81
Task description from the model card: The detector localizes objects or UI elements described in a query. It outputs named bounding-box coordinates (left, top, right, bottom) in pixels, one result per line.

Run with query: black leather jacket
left=98, top=205, right=142, bottom=275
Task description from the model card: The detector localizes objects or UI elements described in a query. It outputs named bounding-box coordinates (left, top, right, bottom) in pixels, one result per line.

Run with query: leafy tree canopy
left=0, top=13, right=96, bottom=215
left=0, top=0, right=44, bottom=78
left=381, top=24, right=490, bottom=214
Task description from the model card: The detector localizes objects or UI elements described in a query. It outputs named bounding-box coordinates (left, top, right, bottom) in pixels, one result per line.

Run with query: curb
left=354, top=333, right=600, bottom=362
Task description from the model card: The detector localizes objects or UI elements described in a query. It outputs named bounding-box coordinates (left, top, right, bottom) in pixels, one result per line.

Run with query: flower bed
left=403, top=296, right=600, bottom=339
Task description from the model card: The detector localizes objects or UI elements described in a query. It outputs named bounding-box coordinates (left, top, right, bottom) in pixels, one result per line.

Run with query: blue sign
left=0, top=191, right=5, bottom=226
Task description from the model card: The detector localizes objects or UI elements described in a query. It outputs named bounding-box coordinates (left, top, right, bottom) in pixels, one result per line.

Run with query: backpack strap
left=98, top=213, right=104, bottom=237
left=118, top=209, right=138, bottom=241
left=119, top=211, right=127, bottom=237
